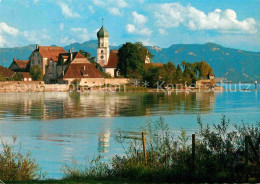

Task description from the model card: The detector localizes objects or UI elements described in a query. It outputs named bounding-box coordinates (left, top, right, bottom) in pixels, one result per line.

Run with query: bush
left=63, top=116, right=260, bottom=183
left=0, top=137, right=45, bottom=182
left=30, top=65, right=43, bottom=81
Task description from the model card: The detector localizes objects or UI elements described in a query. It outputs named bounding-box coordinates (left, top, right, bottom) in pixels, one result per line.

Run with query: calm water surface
left=0, top=86, right=259, bottom=178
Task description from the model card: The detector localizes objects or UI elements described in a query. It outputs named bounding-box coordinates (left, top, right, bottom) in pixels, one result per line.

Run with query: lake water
left=0, top=84, right=259, bottom=178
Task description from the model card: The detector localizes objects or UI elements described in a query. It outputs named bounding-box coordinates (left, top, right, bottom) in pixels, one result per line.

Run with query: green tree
left=30, top=65, right=43, bottom=81
left=143, top=66, right=160, bottom=88
left=12, top=73, right=24, bottom=81
left=79, top=50, right=96, bottom=63
left=117, top=42, right=153, bottom=78
left=160, top=61, right=176, bottom=84
left=79, top=49, right=104, bottom=74
left=174, top=64, right=183, bottom=83
left=182, top=61, right=195, bottom=85
left=0, top=73, right=6, bottom=81
left=199, top=61, right=213, bottom=78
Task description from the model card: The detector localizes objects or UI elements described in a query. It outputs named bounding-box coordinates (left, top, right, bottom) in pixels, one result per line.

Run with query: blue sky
left=0, top=0, right=259, bottom=51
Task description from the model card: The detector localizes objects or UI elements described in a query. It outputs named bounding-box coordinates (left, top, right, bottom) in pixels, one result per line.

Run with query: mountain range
left=1, top=40, right=260, bottom=82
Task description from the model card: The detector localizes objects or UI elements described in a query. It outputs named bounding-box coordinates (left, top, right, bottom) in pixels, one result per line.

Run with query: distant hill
left=1, top=41, right=260, bottom=82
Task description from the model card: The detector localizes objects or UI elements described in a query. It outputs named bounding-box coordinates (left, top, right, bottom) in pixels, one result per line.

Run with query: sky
left=0, top=0, right=260, bottom=51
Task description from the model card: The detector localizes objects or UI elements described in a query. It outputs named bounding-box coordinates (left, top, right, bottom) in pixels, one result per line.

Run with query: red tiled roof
left=64, top=63, right=103, bottom=78
left=38, top=46, right=67, bottom=62
left=104, top=50, right=118, bottom=68
left=13, top=59, right=29, bottom=69
left=71, top=52, right=90, bottom=64
left=0, top=66, right=15, bottom=78
left=18, top=72, right=31, bottom=78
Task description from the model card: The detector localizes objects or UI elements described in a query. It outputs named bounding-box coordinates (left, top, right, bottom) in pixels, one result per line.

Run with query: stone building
left=8, top=58, right=29, bottom=72
left=29, top=45, right=67, bottom=83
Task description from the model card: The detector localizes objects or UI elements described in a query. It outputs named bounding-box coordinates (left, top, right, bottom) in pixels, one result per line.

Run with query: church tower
left=97, top=19, right=110, bottom=67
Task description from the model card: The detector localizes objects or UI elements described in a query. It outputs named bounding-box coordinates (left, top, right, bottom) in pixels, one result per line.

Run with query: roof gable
left=38, top=46, right=67, bottom=62
left=64, top=63, right=103, bottom=78
left=104, top=50, right=118, bottom=68
left=13, top=59, right=29, bottom=69
left=0, top=66, right=15, bottom=78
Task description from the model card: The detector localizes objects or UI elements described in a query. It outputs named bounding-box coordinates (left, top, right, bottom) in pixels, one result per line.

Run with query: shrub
left=63, top=116, right=260, bottom=183
left=0, top=137, right=45, bottom=182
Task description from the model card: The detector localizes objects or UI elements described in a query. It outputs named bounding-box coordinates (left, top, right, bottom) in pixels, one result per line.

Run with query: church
left=96, top=22, right=152, bottom=78
left=96, top=23, right=118, bottom=77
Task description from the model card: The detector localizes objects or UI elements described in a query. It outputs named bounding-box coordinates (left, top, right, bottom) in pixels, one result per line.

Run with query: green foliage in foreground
left=0, top=137, right=45, bottom=182
left=64, top=116, right=260, bottom=183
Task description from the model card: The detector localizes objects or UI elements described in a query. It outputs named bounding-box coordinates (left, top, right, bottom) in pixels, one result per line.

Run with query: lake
left=0, top=84, right=259, bottom=178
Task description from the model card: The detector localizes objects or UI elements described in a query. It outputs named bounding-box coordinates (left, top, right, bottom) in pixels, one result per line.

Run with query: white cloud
left=152, top=3, right=257, bottom=34
left=58, top=2, right=80, bottom=18
left=33, top=0, right=39, bottom=4
left=158, top=28, right=167, bottom=35
left=126, top=24, right=152, bottom=36
left=92, top=0, right=127, bottom=16
left=88, top=5, right=95, bottom=14
left=0, top=22, right=19, bottom=47
left=60, top=37, right=75, bottom=45
left=0, top=22, right=19, bottom=36
left=21, top=29, right=51, bottom=44
left=59, top=23, right=64, bottom=31
left=108, top=8, right=121, bottom=15
left=71, top=28, right=89, bottom=42
left=132, top=11, right=147, bottom=25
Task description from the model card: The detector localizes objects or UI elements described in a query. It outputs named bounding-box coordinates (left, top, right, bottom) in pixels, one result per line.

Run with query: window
left=101, top=50, right=103, bottom=53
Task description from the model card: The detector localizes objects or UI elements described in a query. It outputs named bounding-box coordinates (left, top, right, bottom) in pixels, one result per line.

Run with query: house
left=57, top=51, right=103, bottom=84
left=0, top=66, right=15, bottom=79
left=29, top=44, right=67, bottom=83
left=9, top=58, right=29, bottom=72
left=18, top=72, right=32, bottom=81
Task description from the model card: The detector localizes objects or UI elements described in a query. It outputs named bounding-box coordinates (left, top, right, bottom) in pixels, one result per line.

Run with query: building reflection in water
left=0, top=91, right=219, bottom=121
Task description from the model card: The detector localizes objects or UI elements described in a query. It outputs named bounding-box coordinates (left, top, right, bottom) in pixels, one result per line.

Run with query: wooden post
left=245, top=136, right=249, bottom=182
left=192, top=134, right=195, bottom=162
left=142, top=131, right=147, bottom=165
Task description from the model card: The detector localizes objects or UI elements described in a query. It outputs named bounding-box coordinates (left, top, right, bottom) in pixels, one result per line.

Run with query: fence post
left=245, top=136, right=249, bottom=182
left=142, top=131, right=147, bottom=165
left=192, top=134, right=195, bottom=162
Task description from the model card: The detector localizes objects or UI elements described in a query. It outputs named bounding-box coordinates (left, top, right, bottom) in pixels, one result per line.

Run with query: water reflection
left=0, top=91, right=217, bottom=121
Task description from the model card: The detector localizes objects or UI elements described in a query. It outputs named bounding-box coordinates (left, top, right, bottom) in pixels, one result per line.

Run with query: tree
left=182, top=61, right=196, bottom=85
left=79, top=50, right=96, bottom=63
left=0, top=73, right=6, bottom=81
left=12, top=73, right=24, bottom=81
left=160, top=61, right=176, bottom=84
left=117, top=42, right=153, bottom=78
left=30, top=65, right=43, bottom=81
left=143, top=66, right=160, bottom=88
left=174, top=64, right=183, bottom=83
left=199, top=61, right=213, bottom=78
left=79, top=49, right=103, bottom=73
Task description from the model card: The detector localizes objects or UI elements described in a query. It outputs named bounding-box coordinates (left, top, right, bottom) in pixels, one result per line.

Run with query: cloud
left=21, top=29, right=51, bottom=44
left=92, top=0, right=127, bottom=16
left=58, top=2, right=80, bottom=18
left=88, top=5, right=95, bottom=14
left=71, top=28, right=89, bottom=42
left=158, top=28, right=167, bottom=35
left=108, top=8, right=121, bottom=15
left=126, top=24, right=152, bottom=36
left=33, top=0, right=39, bottom=4
left=152, top=3, right=257, bottom=34
left=60, top=37, right=75, bottom=45
left=59, top=23, right=64, bottom=31
left=132, top=11, right=147, bottom=24
left=0, top=22, right=19, bottom=47
left=0, top=22, right=19, bottom=36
